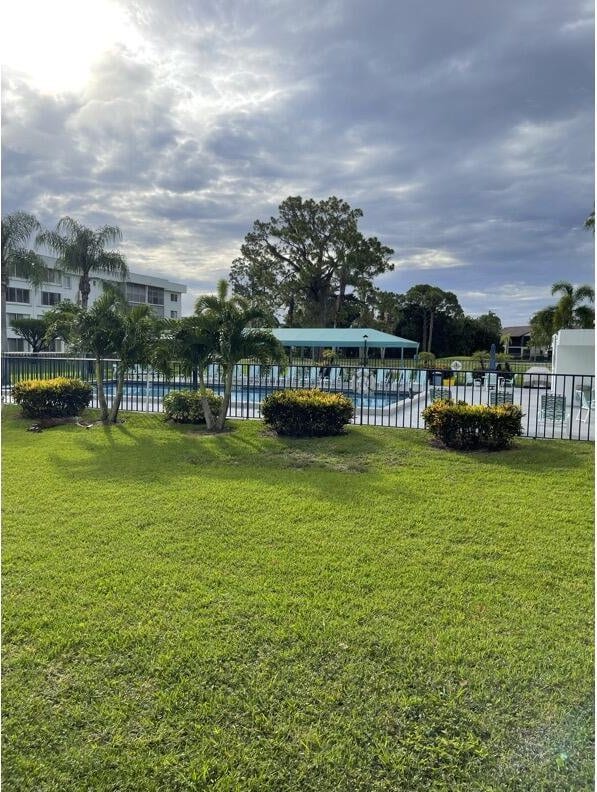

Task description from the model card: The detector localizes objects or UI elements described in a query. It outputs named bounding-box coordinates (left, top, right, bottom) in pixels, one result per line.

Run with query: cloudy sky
left=2, top=0, right=594, bottom=324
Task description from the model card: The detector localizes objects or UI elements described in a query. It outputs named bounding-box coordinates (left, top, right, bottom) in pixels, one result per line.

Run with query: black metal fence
left=2, top=354, right=594, bottom=441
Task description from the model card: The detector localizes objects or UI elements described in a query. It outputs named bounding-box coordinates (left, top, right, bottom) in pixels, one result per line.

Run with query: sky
left=1, top=0, right=594, bottom=325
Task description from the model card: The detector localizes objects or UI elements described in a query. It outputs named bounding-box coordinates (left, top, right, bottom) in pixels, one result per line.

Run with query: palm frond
left=573, top=305, right=595, bottom=329
left=2, top=212, right=41, bottom=261
left=551, top=281, right=573, bottom=297
left=96, top=225, right=123, bottom=247
left=95, top=251, right=129, bottom=278
left=574, top=285, right=594, bottom=303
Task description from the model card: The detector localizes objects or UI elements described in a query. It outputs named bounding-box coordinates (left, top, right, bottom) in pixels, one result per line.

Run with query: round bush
left=422, top=399, right=523, bottom=450
left=163, top=389, right=223, bottom=424
left=261, top=389, right=354, bottom=436
left=12, top=377, right=93, bottom=418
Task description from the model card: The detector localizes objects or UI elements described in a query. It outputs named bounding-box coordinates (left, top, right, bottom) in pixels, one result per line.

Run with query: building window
left=7, top=262, right=31, bottom=279
left=170, top=293, right=178, bottom=302
left=44, top=268, right=62, bottom=285
left=42, top=291, right=61, bottom=306
left=170, top=310, right=178, bottom=318
left=7, top=338, right=25, bottom=352
left=7, top=288, right=30, bottom=304
left=7, top=313, right=31, bottom=324
left=147, top=286, right=164, bottom=305
left=126, top=283, right=147, bottom=303
left=63, top=275, right=72, bottom=289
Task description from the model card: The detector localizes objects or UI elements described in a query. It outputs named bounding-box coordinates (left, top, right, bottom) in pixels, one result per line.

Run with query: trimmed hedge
left=422, top=399, right=523, bottom=450
left=163, top=389, right=223, bottom=424
left=261, top=389, right=354, bottom=436
left=12, top=377, right=93, bottom=418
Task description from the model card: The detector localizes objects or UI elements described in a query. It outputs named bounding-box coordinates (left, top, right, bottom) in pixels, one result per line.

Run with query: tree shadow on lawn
left=46, top=421, right=412, bottom=505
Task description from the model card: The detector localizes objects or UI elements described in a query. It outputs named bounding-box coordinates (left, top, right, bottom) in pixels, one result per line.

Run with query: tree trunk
left=428, top=311, right=434, bottom=353
left=197, top=368, right=215, bottom=431
left=95, top=356, right=109, bottom=421
left=108, top=364, right=125, bottom=423
left=421, top=313, right=428, bottom=354
left=215, top=365, right=234, bottom=431
left=287, top=296, right=295, bottom=327
left=333, top=273, right=347, bottom=328
left=80, top=274, right=91, bottom=310
left=191, top=366, right=198, bottom=391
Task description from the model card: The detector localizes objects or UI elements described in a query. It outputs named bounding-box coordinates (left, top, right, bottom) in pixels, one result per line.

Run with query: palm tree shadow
left=47, top=421, right=405, bottom=504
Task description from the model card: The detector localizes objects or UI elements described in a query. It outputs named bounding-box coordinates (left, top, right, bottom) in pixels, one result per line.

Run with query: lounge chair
left=539, top=394, right=568, bottom=423
left=429, top=386, right=452, bottom=402
left=489, top=390, right=514, bottom=406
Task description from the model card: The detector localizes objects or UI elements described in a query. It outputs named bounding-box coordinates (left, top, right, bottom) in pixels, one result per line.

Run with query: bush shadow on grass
left=435, top=437, right=593, bottom=473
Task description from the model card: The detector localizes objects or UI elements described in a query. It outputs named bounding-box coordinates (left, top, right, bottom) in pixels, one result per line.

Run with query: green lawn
left=2, top=406, right=593, bottom=791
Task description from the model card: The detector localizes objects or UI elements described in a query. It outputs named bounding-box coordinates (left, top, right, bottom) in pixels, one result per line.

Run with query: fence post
left=359, top=363, right=365, bottom=425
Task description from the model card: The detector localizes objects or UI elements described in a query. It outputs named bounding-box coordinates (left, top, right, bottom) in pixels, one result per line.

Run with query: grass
left=2, top=406, right=593, bottom=791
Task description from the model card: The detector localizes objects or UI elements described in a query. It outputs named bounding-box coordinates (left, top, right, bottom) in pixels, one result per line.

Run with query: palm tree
left=44, top=298, right=114, bottom=420
left=45, top=291, right=159, bottom=422
left=105, top=295, right=159, bottom=423
left=1, top=211, right=46, bottom=349
left=195, top=280, right=286, bottom=431
left=37, top=217, right=128, bottom=309
left=499, top=332, right=512, bottom=355
left=551, top=280, right=594, bottom=330
left=529, top=306, right=557, bottom=349
left=151, top=315, right=220, bottom=429
left=585, top=209, right=594, bottom=234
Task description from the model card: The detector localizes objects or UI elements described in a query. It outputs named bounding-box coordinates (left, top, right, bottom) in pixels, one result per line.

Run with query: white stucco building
left=551, top=328, right=595, bottom=404
left=552, top=329, right=595, bottom=377
left=6, top=255, right=187, bottom=352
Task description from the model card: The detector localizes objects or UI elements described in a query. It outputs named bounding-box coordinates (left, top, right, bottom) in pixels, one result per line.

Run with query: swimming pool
left=101, top=382, right=406, bottom=410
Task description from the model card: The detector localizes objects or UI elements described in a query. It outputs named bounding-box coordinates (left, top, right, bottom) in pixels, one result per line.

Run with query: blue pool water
left=102, top=382, right=405, bottom=410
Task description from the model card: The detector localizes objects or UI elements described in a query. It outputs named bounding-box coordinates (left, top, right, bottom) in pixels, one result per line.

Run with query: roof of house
left=264, top=327, right=419, bottom=349
left=41, top=254, right=187, bottom=293
left=503, top=325, right=531, bottom=337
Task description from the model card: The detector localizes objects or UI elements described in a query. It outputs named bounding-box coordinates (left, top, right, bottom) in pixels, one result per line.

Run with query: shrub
left=261, top=389, right=354, bottom=436
left=12, top=377, right=93, bottom=418
left=163, top=389, right=223, bottom=424
left=417, top=352, right=436, bottom=366
left=422, top=399, right=523, bottom=450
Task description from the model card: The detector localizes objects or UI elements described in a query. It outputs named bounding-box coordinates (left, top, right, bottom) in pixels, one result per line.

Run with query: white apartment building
left=6, top=255, right=187, bottom=352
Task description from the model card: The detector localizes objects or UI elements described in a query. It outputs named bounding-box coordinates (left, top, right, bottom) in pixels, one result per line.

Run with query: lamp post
left=363, top=333, right=368, bottom=366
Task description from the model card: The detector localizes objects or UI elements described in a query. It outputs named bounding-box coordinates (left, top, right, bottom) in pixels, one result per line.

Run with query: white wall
left=551, top=329, right=595, bottom=402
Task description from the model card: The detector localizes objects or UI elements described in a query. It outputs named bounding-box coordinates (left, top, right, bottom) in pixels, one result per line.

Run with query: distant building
left=6, top=255, right=187, bottom=352
left=502, top=325, right=532, bottom=359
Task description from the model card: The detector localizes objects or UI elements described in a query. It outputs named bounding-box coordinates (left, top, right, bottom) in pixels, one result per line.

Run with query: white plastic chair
left=576, top=390, right=595, bottom=423
left=485, top=373, right=498, bottom=391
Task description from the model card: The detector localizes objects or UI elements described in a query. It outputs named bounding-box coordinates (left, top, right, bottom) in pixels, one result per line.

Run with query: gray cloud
left=2, top=0, right=593, bottom=322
